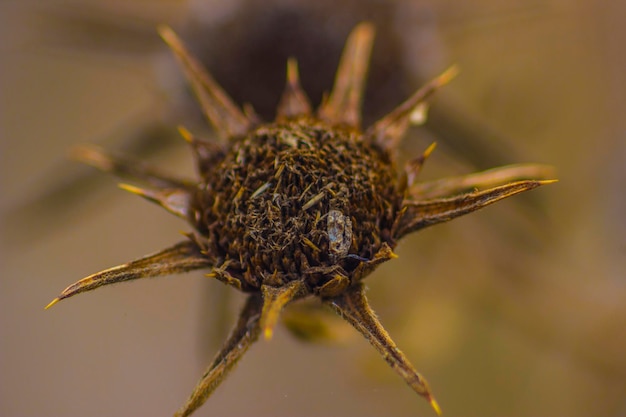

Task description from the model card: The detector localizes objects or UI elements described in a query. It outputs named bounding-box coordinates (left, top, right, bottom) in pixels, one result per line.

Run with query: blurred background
left=1, top=0, right=624, bottom=416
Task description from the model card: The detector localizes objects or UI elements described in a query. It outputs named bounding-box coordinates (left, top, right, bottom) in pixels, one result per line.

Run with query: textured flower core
left=194, top=117, right=397, bottom=294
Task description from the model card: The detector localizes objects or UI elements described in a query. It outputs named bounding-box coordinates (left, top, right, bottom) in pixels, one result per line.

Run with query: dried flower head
left=47, top=22, right=555, bottom=417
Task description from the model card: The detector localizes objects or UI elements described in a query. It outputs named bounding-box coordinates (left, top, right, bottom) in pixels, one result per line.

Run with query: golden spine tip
left=157, top=24, right=175, bottom=43
left=429, top=395, right=442, bottom=415
left=178, top=126, right=193, bottom=143
left=286, top=58, right=299, bottom=85
left=424, top=142, right=437, bottom=158
left=45, top=298, right=60, bottom=310
left=435, top=65, right=460, bottom=87
left=353, top=21, right=375, bottom=39
left=118, top=183, right=144, bottom=196
left=538, top=179, right=559, bottom=185
left=263, top=327, right=274, bottom=340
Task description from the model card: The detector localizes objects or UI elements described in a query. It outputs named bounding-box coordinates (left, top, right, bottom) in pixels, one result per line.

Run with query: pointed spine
left=178, top=126, right=224, bottom=178
left=400, top=142, right=437, bottom=194
left=393, top=179, right=556, bottom=239
left=409, top=163, right=557, bottom=200
left=325, top=283, right=441, bottom=415
left=45, top=241, right=211, bottom=308
left=365, top=65, right=459, bottom=152
left=118, top=183, right=191, bottom=220
left=175, top=294, right=263, bottom=417
left=318, top=22, right=375, bottom=128
left=158, top=25, right=251, bottom=140
left=71, top=144, right=193, bottom=189
left=260, top=280, right=308, bottom=340
left=276, top=58, right=312, bottom=120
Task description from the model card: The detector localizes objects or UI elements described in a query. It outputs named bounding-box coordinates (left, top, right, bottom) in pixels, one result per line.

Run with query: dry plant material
left=47, top=22, right=555, bottom=416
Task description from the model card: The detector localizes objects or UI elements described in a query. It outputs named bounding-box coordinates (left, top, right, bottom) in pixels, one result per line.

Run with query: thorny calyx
left=47, top=22, right=555, bottom=417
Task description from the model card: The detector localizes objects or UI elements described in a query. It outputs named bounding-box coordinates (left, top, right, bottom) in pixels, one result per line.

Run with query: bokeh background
left=1, top=0, right=624, bottom=416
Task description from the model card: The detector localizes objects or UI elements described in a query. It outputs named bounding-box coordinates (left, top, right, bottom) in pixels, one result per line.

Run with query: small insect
left=46, top=22, right=555, bottom=417
left=327, top=209, right=353, bottom=259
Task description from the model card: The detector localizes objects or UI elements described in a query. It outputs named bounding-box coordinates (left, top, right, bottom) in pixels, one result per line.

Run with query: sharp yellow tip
left=539, top=179, right=559, bottom=185
left=424, top=142, right=437, bottom=158
left=177, top=126, right=193, bottom=143
left=286, top=58, right=299, bottom=84
left=264, top=327, right=274, bottom=340
left=429, top=396, right=442, bottom=415
left=390, top=251, right=399, bottom=259
left=157, top=24, right=174, bottom=42
left=436, top=65, right=460, bottom=87
left=118, top=183, right=145, bottom=196
left=45, top=298, right=60, bottom=310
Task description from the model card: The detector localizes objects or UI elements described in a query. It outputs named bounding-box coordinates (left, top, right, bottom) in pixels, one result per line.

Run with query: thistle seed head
left=192, top=116, right=398, bottom=295
left=47, top=21, right=556, bottom=417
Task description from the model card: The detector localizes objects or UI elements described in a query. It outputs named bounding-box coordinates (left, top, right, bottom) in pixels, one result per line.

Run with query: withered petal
left=46, top=241, right=211, bottom=308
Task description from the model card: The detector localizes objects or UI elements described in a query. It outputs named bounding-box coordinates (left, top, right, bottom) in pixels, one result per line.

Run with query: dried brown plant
left=46, top=22, right=555, bottom=417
